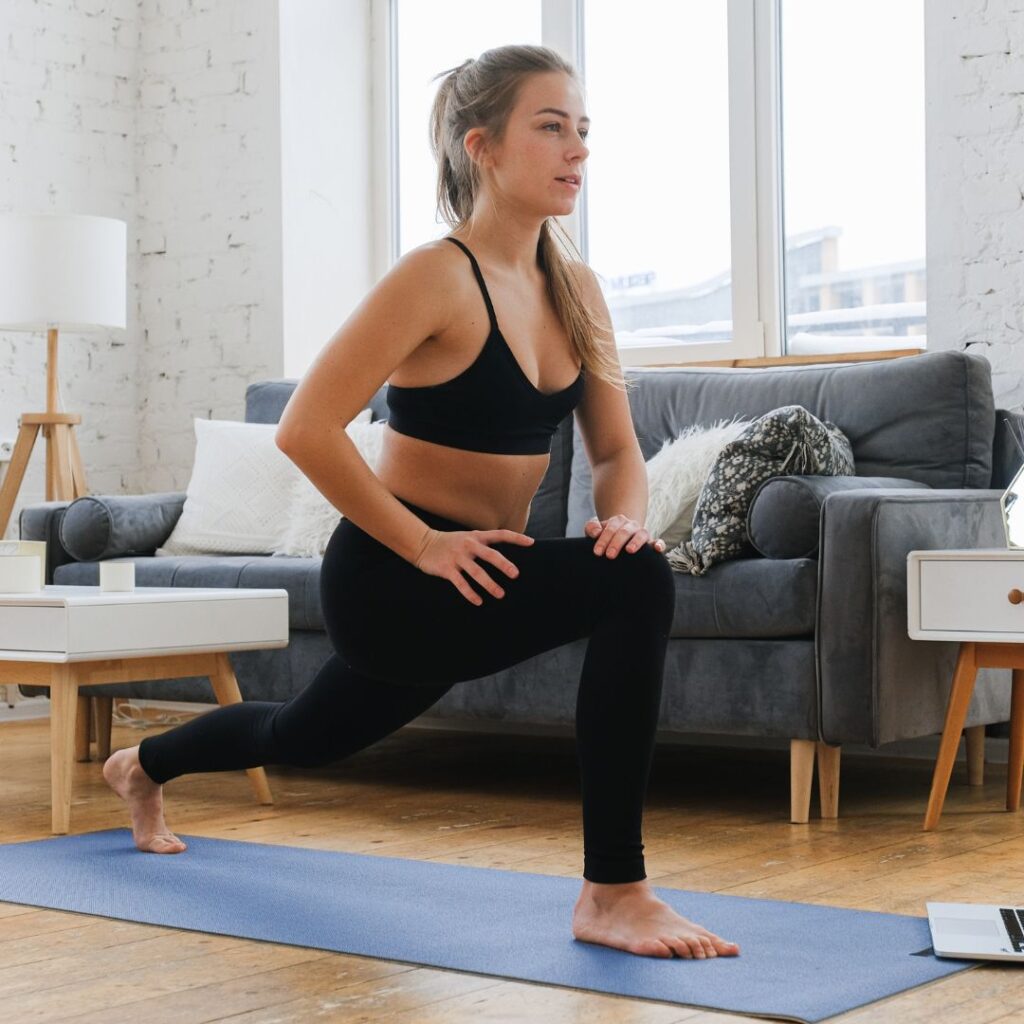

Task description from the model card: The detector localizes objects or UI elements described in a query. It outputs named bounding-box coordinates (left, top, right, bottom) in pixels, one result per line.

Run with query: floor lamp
left=0, top=213, right=127, bottom=539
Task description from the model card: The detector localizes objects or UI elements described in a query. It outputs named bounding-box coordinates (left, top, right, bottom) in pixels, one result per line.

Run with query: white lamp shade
left=0, top=213, right=127, bottom=331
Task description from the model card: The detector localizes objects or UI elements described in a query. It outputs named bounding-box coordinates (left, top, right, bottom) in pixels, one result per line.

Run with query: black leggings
left=138, top=496, right=676, bottom=883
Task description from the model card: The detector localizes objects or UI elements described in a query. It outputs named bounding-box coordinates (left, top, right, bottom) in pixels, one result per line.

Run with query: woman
left=104, top=44, right=740, bottom=961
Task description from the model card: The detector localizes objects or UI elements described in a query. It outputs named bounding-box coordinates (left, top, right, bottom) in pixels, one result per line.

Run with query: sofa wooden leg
left=790, top=739, right=815, bottom=823
left=94, top=695, right=113, bottom=760
left=965, top=724, right=985, bottom=786
left=817, top=742, right=841, bottom=818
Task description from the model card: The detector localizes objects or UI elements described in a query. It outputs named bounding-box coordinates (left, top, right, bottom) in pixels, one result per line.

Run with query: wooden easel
left=0, top=327, right=89, bottom=537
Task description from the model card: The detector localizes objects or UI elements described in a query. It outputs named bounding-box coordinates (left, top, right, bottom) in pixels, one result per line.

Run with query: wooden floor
left=1, top=711, right=1023, bottom=1023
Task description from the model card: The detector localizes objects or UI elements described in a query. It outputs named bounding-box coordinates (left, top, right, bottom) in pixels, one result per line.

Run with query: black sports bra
left=385, top=236, right=585, bottom=455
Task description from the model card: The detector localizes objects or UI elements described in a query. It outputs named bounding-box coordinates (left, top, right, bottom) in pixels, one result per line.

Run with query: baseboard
left=2, top=696, right=1008, bottom=766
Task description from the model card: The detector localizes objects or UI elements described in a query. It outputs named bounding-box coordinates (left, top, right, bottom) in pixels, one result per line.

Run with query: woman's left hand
left=584, top=514, right=667, bottom=557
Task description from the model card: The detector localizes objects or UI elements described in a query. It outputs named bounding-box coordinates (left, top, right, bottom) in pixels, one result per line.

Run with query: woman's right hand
left=414, top=528, right=535, bottom=606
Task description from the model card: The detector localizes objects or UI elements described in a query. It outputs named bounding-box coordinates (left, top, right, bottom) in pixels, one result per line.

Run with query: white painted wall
left=280, top=0, right=374, bottom=379
left=0, top=0, right=1020, bottom=544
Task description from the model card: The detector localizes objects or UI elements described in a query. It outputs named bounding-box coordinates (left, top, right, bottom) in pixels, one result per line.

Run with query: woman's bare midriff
left=376, top=428, right=550, bottom=534
left=374, top=236, right=580, bottom=535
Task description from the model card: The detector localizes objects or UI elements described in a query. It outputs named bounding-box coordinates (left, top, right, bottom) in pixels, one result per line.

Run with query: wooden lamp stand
left=0, top=326, right=89, bottom=538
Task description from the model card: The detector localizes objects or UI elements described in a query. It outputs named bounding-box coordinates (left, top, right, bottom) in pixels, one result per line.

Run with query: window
left=780, top=0, right=926, bottom=355
left=395, top=1, right=542, bottom=256
left=383, top=0, right=927, bottom=363
left=583, top=1, right=733, bottom=353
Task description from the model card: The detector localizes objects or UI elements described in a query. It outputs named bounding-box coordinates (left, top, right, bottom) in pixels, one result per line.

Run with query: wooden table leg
left=74, top=692, right=91, bottom=762
left=94, top=695, right=113, bottom=761
left=207, top=652, right=274, bottom=806
left=924, top=642, right=977, bottom=831
left=966, top=724, right=985, bottom=786
left=50, top=665, right=79, bottom=834
left=1008, top=668, right=1024, bottom=812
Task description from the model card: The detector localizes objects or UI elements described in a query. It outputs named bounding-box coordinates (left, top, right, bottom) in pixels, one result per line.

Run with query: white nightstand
left=907, top=548, right=1024, bottom=830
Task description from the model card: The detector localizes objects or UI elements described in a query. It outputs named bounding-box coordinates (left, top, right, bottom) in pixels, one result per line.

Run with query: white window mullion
left=726, top=0, right=784, bottom=362
left=752, top=0, right=785, bottom=358
left=542, top=0, right=585, bottom=255
left=727, top=0, right=764, bottom=360
left=370, top=0, right=398, bottom=281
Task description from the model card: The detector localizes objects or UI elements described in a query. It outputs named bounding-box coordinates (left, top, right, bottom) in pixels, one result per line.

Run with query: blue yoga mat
left=0, top=829, right=974, bottom=1023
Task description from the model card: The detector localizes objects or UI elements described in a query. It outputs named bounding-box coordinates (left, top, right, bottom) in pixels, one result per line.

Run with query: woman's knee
left=603, top=544, right=676, bottom=615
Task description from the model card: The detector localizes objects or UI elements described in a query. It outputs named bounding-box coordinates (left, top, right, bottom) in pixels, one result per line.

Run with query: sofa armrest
left=18, top=501, right=77, bottom=584
left=817, top=488, right=1011, bottom=748
left=59, top=491, right=187, bottom=561
left=993, top=408, right=1024, bottom=489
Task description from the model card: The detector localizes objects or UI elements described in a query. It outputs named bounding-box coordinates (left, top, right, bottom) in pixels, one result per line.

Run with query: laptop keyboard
left=999, top=908, right=1024, bottom=952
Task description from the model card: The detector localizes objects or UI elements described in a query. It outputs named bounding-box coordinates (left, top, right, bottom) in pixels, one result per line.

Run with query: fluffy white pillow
left=643, top=418, right=753, bottom=548
left=273, top=412, right=387, bottom=558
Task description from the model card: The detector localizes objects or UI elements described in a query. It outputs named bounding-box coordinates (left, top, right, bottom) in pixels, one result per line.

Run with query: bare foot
left=102, top=746, right=187, bottom=854
left=572, top=879, right=740, bottom=959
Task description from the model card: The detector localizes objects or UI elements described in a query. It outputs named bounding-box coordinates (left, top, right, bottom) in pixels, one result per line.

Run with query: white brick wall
left=927, top=0, right=1024, bottom=409
left=0, top=0, right=141, bottom=540
left=0, top=0, right=1021, bottom=545
left=0, top=0, right=284, bottom=537
left=135, top=0, right=282, bottom=494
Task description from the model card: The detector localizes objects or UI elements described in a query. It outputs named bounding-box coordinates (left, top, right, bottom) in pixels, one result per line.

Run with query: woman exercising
left=104, top=44, right=740, bottom=961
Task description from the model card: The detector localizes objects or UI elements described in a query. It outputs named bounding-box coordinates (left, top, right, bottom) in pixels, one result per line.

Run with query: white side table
left=0, top=585, right=289, bottom=834
left=907, top=549, right=1024, bottom=830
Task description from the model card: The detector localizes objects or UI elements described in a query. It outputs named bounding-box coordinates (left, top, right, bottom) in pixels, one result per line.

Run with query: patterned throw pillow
left=666, top=405, right=855, bottom=576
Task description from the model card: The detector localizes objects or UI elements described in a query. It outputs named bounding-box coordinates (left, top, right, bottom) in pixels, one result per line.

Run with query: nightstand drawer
left=919, top=559, right=1024, bottom=633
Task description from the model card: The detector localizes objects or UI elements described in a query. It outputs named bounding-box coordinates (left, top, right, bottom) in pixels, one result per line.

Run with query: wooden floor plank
left=1, top=713, right=1020, bottom=1023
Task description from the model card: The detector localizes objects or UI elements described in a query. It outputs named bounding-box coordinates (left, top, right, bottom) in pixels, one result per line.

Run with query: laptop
left=926, top=902, right=1024, bottom=961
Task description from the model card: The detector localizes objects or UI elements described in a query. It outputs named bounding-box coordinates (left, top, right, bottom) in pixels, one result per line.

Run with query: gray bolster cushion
left=59, top=492, right=188, bottom=562
left=746, top=476, right=931, bottom=559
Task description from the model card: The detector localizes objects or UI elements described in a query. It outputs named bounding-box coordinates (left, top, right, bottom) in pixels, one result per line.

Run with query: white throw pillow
left=273, top=413, right=387, bottom=558
left=643, top=418, right=753, bottom=549
left=157, top=410, right=373, bottom=557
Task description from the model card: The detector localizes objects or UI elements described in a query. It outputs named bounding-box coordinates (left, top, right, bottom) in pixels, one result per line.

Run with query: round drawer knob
left=1010, top=589, right=1024, bottom=605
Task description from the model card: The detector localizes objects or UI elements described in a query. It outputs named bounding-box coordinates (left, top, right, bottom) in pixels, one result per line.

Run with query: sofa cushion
left=568, top=349, right=995, bottom=536
left=59, top=492, right=187, bottom=562
left=746, top=475, right=931, bottom=559
left=54, top=555, right=325, bottom=631
left=669, top=556, right=817, bottom=638
left=244, top=379, right=575, bottom=538
left=53, top=550, right=814, bottom=639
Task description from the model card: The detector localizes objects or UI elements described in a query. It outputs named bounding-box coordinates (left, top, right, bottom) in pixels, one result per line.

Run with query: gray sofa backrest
left=564, top=349, right=996, bottom=536
left=610, top=349, right=995, bottom=489
left=246, top=350, right=1001, bottom=542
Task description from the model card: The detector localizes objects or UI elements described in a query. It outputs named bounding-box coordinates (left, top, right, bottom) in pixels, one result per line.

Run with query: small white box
left=0, top=555, right=42, bottom=593
left=0, top=540, right=46, bottom=588
left=100, top=561, right=135, bottom=592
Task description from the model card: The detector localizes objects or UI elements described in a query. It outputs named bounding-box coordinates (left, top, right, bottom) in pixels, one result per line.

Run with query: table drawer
left=919, top=559, right=1024, bottom=633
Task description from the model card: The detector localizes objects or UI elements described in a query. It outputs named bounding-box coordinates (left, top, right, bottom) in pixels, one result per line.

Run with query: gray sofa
left=19, top=349, right=1024, bottom=821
